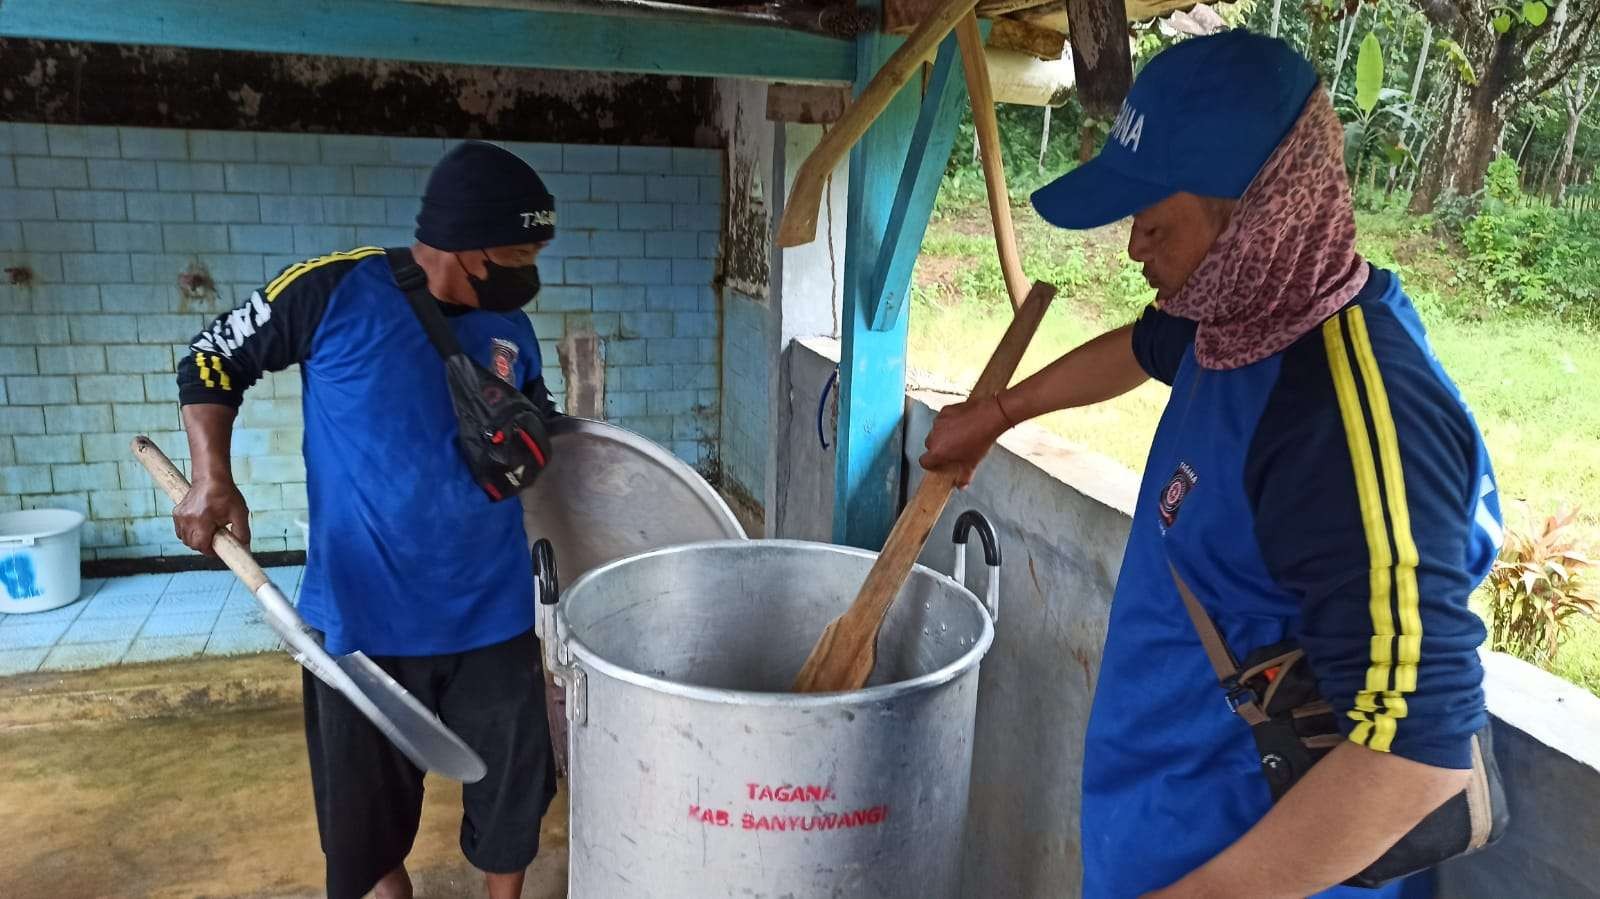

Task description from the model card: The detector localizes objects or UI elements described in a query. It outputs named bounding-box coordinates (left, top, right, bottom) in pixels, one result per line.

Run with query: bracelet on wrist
left=994, top=391, right=1018, bottom=429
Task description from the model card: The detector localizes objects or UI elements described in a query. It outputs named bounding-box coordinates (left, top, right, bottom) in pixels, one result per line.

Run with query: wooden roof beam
left=0, top=0, right=858, bottom=84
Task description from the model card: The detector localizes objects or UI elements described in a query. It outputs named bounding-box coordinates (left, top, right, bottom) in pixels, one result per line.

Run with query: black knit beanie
left=415, top=141, right=556, bottom=251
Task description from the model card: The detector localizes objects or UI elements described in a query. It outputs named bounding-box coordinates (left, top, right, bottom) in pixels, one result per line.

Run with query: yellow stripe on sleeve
left=1345, top=308, right=1422, bottom=751
left=194, top=352, right=233, bottom=392
left=1323, top=312, right=1410, bottom=751
left=264, top=247, right=385, bottom=302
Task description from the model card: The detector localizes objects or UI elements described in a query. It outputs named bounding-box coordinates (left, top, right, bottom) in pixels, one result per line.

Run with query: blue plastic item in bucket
left=0, top=509, right=87, bottom=614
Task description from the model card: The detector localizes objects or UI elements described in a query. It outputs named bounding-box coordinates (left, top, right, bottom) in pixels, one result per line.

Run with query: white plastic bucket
left=0, top=509, right=87, bottom=614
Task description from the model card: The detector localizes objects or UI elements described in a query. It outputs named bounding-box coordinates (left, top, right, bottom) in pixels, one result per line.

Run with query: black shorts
left=302, top=627, right=557, bottom=899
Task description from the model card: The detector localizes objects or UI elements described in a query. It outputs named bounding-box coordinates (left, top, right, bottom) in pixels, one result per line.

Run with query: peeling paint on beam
left=0, top=0, right=857, bottom=84
left=766, top=84, right=849, bottom=124
left=0, top=39, right=714, bottom=145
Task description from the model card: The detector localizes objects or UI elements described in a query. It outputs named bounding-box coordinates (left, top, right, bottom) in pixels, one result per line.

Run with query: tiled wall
left=0, top=122, right=723, bottom=559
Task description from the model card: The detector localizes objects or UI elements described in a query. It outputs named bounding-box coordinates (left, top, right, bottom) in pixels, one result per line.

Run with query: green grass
left=908, top=204, right=1600, bottom=695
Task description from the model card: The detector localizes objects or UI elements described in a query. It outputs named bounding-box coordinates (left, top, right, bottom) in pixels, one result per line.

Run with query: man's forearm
left=1002, top=323, right=1148, bottom=422
left=1148, top=741, right=1469, bottom=898
left=181, top=404, right=239, bottom=484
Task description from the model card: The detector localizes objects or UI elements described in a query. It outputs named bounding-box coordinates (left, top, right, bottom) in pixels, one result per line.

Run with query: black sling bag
left=385, top=248, right=553, bottom=501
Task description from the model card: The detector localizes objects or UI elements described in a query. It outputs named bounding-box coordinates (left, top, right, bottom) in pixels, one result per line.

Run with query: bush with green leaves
left=1483, top=155, right=1523, bottom=203
left=1455, top=156, right=1600, bottom=324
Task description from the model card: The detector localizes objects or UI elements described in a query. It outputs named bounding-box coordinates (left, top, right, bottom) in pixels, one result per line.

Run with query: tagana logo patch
left=490, top=338, right=519, bottom=384
left=1158, top=461, right=1198, bottom=530
left=520, top=211, right=556, bottom=228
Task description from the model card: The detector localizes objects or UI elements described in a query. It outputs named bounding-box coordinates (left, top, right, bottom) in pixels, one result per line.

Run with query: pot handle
left=532, top=539, right=588, bottom=726
left=534, top=538, right=575, bottom=673
left=951, top=510, right=1001, bottom=623
left=534, top=539, right=560, bottom=605
left=533, top=538, right=560, bottom=642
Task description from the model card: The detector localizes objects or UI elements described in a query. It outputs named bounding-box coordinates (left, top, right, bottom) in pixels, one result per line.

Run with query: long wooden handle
left=793, top=281, right=1056, bottom=693
left=776, top=0, right=980, bottom=248
left=131, top=435, right=270, bottom=592
left=956, top=13, right=1028, bottom=311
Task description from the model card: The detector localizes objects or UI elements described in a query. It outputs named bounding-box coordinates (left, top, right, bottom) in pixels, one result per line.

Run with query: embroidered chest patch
left=490, top=338, right=519, bottom=384
left=1159, top=461, right=1199, bottom=530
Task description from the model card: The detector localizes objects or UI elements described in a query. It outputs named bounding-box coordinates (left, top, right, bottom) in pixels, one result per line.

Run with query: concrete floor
left=0, top=654, right=568, bottom=898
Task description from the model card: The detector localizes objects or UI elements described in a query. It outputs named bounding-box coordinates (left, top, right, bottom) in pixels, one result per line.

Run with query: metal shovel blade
left=258, top=582, right=488, bottom=784
left=127, top=434, right=486, bottom=783
left=332, top=651, right=489, bottom=784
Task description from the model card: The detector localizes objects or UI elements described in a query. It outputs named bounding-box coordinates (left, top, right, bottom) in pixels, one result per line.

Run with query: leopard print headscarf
left=1159, top=87, right=1368, bottom=370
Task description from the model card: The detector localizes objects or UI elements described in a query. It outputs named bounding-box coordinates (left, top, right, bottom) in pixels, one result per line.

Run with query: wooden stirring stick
left=792, top=282, right=1056, bottom=693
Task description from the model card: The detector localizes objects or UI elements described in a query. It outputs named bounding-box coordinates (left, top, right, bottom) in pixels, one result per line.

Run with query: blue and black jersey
left=178, top=249, right=554, bottom=657
left=1083, top=267, right=1502, bottom=897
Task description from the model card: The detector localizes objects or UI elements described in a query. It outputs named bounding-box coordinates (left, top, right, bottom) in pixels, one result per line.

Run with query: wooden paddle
left=956, top=11, right=1028, bottom=311
left=792, top=281, right=1056, bottom=693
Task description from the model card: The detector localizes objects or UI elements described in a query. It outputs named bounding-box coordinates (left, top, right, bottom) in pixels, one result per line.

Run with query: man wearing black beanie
left=173, top=141, right=561, bottom=899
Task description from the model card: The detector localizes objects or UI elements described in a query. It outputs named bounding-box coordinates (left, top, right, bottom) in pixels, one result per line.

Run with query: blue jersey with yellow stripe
left=179, top=250, right=554, bottom=657
left=1082, top=267, right=1501, bottom=898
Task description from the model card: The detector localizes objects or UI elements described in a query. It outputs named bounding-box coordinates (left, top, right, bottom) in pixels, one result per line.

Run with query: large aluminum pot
left=538, top=524, right=1001, bottom=899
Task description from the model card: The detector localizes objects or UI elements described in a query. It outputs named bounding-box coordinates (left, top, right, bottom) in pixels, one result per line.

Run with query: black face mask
left=457, top=251, right=540, bottom=312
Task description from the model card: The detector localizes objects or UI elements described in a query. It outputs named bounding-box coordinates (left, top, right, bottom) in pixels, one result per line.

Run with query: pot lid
left=521, top=416, right=746, bottom=589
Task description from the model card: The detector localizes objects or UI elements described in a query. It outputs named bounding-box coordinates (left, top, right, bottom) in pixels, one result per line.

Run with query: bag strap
left=1167, top=562, right=1270, bottom=726
left=1464, top=733, right=1494, bottom=850
left=384, top=247, right=465, bottom=359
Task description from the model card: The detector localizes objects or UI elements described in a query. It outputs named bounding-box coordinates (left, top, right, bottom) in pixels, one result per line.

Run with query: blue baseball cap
left=1031, top=29, right=1318, bottom=230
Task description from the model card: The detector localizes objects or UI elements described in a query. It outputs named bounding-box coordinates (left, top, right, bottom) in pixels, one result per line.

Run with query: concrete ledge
left=1437, top=652, right=1600, bottom=897
left=0, top=652, right=299, bottom=729
left=1479, top=649, right=1600, bottom=769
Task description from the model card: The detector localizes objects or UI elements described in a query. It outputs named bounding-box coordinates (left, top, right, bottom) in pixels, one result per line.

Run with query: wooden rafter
left=989, top=17, right=1068, bottom=59
left=777, top=0, right=981, bottom=247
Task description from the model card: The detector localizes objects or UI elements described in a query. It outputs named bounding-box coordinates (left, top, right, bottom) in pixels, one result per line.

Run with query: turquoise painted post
left=830, top=25, right=925, bottom=549
left=869, top=24, right=988, bottom=331
left=0, top=0, right=855, bottom=84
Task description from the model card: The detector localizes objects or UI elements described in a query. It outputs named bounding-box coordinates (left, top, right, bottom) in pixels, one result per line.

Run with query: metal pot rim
left=557, top=538, right=996, bottom=706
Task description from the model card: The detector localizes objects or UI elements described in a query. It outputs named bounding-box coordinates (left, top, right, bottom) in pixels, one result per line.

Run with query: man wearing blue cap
left=173, top=141, right=561, bottom=899
left=923, top=31, right=1503, bottom=898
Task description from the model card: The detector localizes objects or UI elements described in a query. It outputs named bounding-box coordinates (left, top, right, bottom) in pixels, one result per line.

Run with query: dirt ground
left=0, top=659, right=568, bottom=899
